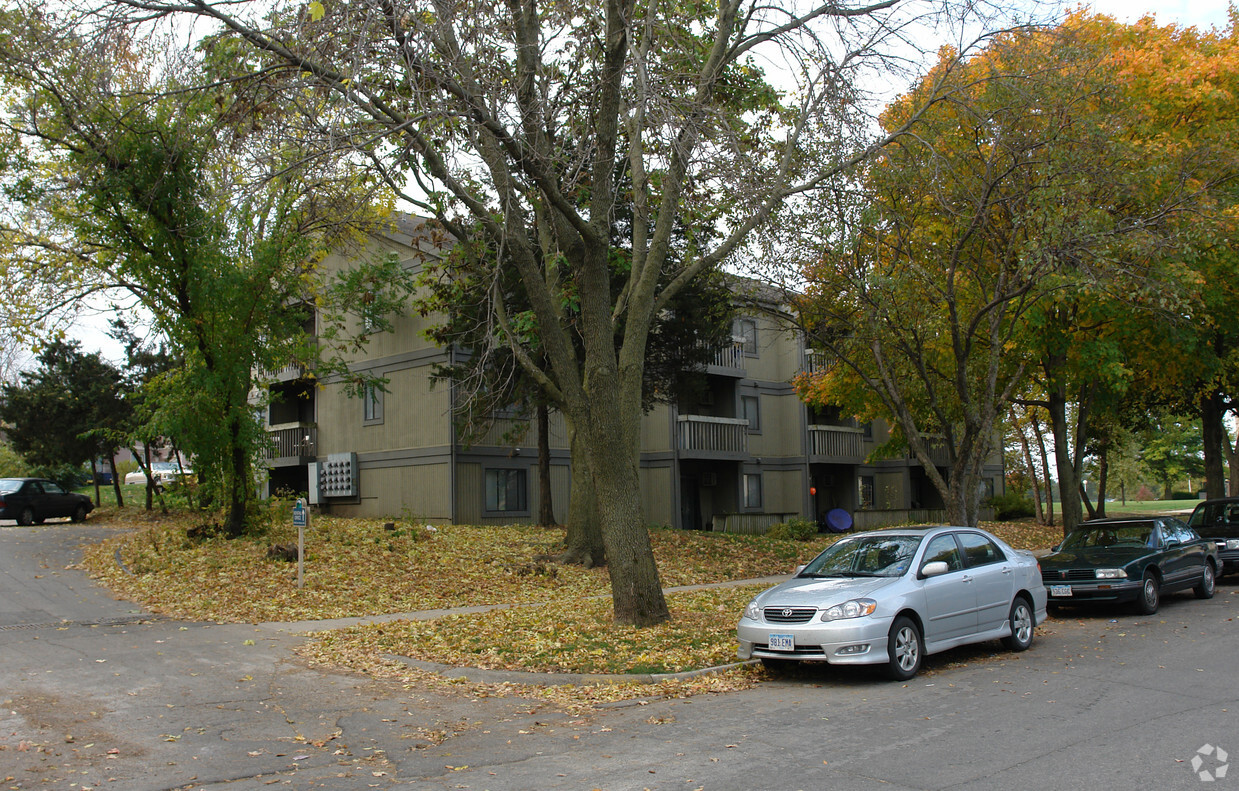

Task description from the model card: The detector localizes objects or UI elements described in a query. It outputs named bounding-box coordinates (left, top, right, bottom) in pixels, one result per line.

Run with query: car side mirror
left=921, top=560, right=950, bottom=578
left=1165, top=538, right=1180, bottom=548
left=794, top=564, right=806, bottom=575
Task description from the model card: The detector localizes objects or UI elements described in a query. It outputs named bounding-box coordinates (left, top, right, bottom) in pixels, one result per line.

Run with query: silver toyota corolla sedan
left=737, top=526, right=1048, bottom=680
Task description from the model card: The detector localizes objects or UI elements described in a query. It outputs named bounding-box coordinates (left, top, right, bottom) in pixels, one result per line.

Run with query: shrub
left=766, top=517, right=819, bottom=541
left=987, top=491, right=1035, bottom=521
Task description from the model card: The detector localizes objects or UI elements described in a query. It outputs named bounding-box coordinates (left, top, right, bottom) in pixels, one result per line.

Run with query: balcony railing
left=808, top=424, right=865, bottom=459
left=802, top=349, right=839, bottom=375
left=267, top=424, right=317, bottom=460
left=917, top=438, right=952, bottom=467
left=677, top=415, right=748, bottom=454
left=710, top=339, right=746, bottom=370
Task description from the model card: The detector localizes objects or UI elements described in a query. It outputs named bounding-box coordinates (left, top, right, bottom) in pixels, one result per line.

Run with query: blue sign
left=292, top=499, right=307, bottom=528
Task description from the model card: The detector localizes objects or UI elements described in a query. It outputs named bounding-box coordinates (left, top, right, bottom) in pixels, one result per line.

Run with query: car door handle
left=1001, top=566, right=1013, bottom=575
left=962, top=574, right=973, bottom=583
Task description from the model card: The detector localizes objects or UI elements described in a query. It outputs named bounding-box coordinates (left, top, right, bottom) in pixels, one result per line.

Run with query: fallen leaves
left=77, top=513, right=1064, bottom=708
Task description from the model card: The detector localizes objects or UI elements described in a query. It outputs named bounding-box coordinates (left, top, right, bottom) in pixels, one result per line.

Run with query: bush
left=987, top=491, right=1035, bottom=521
left=766, top=517, right=819, bottom=541
left=1169, top=490, right=1196, bottom=501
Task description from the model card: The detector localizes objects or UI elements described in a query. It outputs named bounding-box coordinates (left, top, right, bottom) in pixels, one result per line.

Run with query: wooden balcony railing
left=808, top=424, right=865, bottom=458
left=677, top=415, right=748, bottom=454
left=267, top=425, right=317, bottom=460
left=711, top=339, right=746, bottom=370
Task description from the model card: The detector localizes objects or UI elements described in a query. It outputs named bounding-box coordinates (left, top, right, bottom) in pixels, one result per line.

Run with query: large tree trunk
left=223, top=416, right=248, bottom=538
left=90, top=458, right=101, bottom=507
left=1201, top=390, right=1227, bottom=499
left=1031, top=412, right=1055, bottom=526
left=1013, top=410, right=1046, bottom=524
left=109, top=452, right=124, bottom=508
left=580, top=395, right=669, bottom=627
left=1048, top=388, right=1084, bottom=537
left=555, top=420, right=605, bottom=567
left=1227, top=418, right=1239, bottom=496
left=1094, top=435, right=1109, bottom=518
left=536, top=400, right=555, bottom=527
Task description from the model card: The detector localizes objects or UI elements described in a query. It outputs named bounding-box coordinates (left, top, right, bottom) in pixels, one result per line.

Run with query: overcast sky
left=1081, top=0, right=1233, bottom=28
left=63, top=0, right=1236, bottom=366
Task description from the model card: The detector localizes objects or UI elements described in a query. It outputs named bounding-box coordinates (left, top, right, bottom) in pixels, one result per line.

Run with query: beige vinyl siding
left=762, top=468, right=807, bottom=514
left=469, top=409, right=570, bottom=451
left=331, top=461, right=452, bottom=521
left=640, top=403, right=674, bottom=453
left=747, top=393, right=805, bottom=459
left=639, top=464, right=675, bottom=527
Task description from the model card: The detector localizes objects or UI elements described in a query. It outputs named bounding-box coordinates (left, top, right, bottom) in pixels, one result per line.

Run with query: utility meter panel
left=318, top=452, right=358, bottom=498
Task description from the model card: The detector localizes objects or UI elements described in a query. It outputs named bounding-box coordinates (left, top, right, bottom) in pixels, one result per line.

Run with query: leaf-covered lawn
left=80, top=515, right=836, bottom=623
left=80, top=513, right=1065, bottom=705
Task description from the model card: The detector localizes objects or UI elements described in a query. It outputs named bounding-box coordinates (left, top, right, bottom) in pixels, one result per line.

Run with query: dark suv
left=1187, top=497, right=1239, bottom=576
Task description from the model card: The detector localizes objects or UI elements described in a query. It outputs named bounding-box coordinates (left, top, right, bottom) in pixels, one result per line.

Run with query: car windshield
left=800, top=534, right=923, bottom=578
left=0, top=479, right=22, bottom=494
left=1061, top=522, right=1154, bottom=549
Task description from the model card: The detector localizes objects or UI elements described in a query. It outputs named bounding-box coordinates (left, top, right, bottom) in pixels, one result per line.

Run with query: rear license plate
left=1050, top=585, right=1072, bottom=597
left=768, top=634, right=795, bottom=651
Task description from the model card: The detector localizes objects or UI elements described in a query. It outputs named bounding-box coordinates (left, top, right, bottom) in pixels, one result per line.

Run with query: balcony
left=802, top=349, right=838, bottom=375
left=678, top=415, right=748, bottom=456
left=267, top=424, right=317, bottom=463
left=695, top=338, right=746, bottom=375
left=808, top=424, right=865, bottom=460
left=917, top=438, right=952, bottom=467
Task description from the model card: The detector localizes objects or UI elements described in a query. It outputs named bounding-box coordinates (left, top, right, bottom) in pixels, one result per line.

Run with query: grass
left=77, top=509, right=1068, bottom=706
left=1097, top=499, right=1200, bottom=515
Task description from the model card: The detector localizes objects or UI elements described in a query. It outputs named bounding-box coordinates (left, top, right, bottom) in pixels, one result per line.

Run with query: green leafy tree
left=0, top=17, right=414, bottom=536
left=0, top=339, right=127, bottom=490
left=1139, top=414, right=1205, bottom=499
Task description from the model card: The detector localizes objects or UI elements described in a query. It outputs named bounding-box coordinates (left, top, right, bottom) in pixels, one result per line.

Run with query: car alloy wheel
left=1137, top=571, right=1160, bottom=615
left=886, top=616, right=922, bottom=681
left=1002, top=597, right=1034, bottom=651
left=17, top=507, right=34, bottom=526
left=1194, top=562, right=1215, bottom=600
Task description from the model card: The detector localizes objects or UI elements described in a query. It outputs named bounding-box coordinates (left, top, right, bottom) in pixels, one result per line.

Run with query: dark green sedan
left=1040, top=517, right=1219, bottom=614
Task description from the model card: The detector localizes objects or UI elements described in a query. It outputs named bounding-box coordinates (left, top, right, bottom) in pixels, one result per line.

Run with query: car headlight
left=820, top=598, right=877, bottom=622
left=1094, top=568, right=1128, bottom=579
left=1226, top=540, right=1239, bottom=551
left=744, top=600, right=761, bottom=621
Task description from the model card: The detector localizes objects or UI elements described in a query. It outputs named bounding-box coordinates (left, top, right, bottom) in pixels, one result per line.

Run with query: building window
left=861, top=421, right=873, bottom=439
left=485, top=468, right=528, bottom=513
left=859, top=475, right=875, bottom=509
left=743, top=473, right=763, bottom=509
left=741, top=394, right=760, bottom=432
left=736, top=318, right=758, bottom=356
left=360, top=291, right=384, bottom=334
left=363, top=384, right=384, bottom=424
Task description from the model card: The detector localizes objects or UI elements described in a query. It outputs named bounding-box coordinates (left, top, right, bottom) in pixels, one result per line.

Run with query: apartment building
left=261, top=217, right=1004, bottom=530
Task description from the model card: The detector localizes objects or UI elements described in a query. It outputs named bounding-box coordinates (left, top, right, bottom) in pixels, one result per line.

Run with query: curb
left=386, top=654, right=759, bottom=686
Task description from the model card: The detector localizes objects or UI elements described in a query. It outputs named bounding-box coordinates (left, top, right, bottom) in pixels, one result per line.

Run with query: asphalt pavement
left=2, top=522, right=1237, bottom=791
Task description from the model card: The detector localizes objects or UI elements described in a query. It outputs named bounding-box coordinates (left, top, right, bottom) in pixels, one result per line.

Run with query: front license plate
left=1050, top=585, right=1073, bottom=597
left=768, top=634, right=795, bottom=651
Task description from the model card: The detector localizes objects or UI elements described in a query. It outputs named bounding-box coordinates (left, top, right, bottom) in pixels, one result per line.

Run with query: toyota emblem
left=782, top=608, right=794, bottom=618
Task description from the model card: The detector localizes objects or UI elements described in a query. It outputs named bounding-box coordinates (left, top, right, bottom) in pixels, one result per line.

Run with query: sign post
left=292, top=498, right=308, bottom=589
